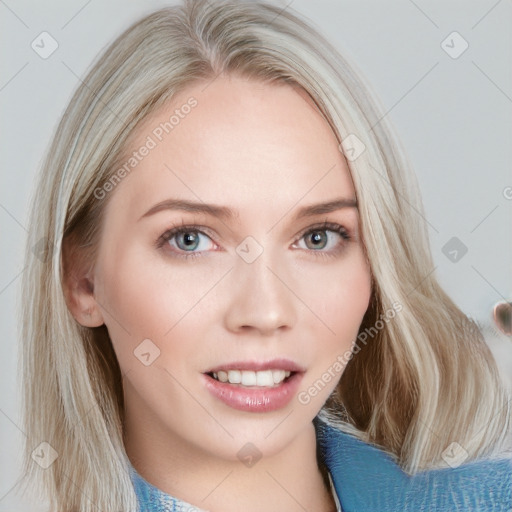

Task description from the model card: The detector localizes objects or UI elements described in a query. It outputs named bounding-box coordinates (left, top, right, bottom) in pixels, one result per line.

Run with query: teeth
left=228, top=370, right=241, bottom=384
left=256, top=370, right=273, bottom=386
left=272, top=370, right=285, bottom=384
left=211, top=369, right=293, bottom=387
left=241, top=371, right=257, bottom=386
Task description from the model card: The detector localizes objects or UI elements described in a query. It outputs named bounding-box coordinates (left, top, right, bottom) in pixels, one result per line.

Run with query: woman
left=19, top=1, right=511, bottom=510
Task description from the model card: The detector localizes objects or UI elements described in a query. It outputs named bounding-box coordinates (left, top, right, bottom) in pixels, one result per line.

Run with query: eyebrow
left=139, top=197, right=358, bottom=222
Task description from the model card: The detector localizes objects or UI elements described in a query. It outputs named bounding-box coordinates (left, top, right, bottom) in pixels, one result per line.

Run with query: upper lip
left=205, top=358, right=305, bottom=374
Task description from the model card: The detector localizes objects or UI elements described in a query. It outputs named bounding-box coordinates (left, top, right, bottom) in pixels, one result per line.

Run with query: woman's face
left=89, top=75, right=372, bottom=461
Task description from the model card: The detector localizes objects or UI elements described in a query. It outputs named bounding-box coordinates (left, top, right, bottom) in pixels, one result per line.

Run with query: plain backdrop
left=1, top=0, right=511, bottom=510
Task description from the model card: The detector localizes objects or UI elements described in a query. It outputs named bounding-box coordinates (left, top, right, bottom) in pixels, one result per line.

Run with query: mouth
left=202, top=359, right=305, bottom=412
left=204, top=358, right=304, bottom=388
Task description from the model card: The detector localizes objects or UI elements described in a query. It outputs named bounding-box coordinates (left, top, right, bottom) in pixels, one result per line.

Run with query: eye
left=293, top=222, right=351, bottom=258
left=155, top=221, right=352, bottom=260
left=156, top=225, right=217, bottom=259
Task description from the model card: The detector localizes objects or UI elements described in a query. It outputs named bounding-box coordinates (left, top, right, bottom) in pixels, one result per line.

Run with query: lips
left=202, top=372, right=303, bottom=412
left=202, top=359, right=305, bottom=412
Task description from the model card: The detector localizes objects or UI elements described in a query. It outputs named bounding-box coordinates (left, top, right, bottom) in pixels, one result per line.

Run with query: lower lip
left=203, top=372, right=303, bottom=413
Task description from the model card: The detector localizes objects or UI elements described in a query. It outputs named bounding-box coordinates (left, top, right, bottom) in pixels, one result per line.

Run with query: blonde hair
left=18, top=0, right=511, bottom=510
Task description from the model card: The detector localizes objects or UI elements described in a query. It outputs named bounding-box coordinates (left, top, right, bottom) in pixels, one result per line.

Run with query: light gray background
left=1, top=1, right=511, bottom=510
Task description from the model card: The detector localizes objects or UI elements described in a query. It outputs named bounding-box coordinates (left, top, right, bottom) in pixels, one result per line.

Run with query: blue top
left=129, top=416, right=512, bottom=511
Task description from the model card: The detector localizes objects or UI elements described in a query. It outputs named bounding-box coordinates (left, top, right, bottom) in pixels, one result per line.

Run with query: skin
left=66, top=74, right=372, bottom=512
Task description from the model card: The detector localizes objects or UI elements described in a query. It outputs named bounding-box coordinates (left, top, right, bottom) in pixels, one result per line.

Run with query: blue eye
left=173, top=231, right=208, bottom=251
left=156, top=221, right=351, bottom=260
left=298, top=229, right=342, bottom=251
left=159, top=227, right=215, bottom=258
left=293, top=222, right=351, bottom=258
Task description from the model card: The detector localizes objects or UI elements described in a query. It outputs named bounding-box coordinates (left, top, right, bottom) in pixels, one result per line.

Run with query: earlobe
left=63, top=271, right=105, bottom=328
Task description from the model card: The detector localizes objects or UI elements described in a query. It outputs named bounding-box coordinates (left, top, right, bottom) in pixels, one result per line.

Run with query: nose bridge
left=223, top=240, right=297, bottom=334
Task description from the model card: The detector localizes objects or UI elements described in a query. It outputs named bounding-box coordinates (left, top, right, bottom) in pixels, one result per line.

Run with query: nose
left=223, top=248, right=297, bottom=336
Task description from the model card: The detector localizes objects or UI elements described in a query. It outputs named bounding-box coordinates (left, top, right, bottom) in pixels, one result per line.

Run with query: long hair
left=18, top=0, right=511, bottom=510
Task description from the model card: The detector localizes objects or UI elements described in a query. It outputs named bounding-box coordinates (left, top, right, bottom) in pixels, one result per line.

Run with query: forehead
left=107, top=75, right=355, bottom=222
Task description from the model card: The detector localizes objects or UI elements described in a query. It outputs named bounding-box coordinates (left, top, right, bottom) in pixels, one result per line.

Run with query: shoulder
left=314, top=416, right=512, bottom=512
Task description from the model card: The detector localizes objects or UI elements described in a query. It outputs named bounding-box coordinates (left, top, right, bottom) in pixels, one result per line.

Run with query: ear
left=63, top=272, right=105, bottom=327
left=62, top=239, right=105, bottom=328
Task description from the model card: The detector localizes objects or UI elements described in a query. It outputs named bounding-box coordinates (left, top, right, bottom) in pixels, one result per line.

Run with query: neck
left=124, top=410, right=336, bottom=512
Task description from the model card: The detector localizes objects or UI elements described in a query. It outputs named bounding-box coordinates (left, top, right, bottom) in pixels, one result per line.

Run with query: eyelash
left=154, top=221, right=351, bottom=261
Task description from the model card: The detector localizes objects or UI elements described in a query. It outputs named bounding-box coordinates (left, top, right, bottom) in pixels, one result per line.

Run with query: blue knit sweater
left=129, top=416, right=512, bottom=511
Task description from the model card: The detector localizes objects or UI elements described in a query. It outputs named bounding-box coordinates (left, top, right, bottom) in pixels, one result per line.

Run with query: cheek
left=332, top=270, right=371, bottom=340
left=295, top=256, right=371, bottom=407
left=95, top=246, right=191, bottom=365
left=96, top=244, right=226, bottom=373
left=300, top=253, right=372, bottom=345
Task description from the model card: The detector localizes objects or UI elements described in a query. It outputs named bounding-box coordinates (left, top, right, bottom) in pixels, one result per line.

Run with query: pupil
left=308, top=230, right=327, bottom=249
left=181, top=232, right=198, bottom=250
